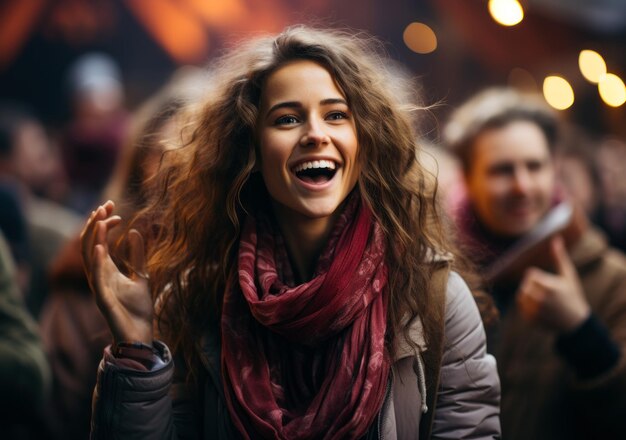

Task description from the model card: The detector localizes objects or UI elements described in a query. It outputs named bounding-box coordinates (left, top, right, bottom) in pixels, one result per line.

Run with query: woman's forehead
left=259, top=60, right=346, bottom=109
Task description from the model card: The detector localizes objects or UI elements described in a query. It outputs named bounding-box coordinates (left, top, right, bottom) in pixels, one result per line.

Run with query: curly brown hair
left=135, top=25, right=479, bottom=373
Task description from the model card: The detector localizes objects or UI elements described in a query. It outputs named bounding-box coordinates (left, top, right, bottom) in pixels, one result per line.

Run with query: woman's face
left=257, top=60, right=360, bottom=224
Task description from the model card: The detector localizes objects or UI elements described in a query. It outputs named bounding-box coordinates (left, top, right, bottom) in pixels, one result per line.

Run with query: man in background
left=444, top=87, right=626, bottom=440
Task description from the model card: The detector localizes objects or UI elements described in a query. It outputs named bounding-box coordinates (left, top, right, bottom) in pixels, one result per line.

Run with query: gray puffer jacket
left=90, top=272, right=500, bottom=439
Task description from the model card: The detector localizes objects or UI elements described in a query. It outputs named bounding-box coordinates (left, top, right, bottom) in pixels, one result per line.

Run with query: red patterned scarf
left=221, top=196, right=390, bottom=439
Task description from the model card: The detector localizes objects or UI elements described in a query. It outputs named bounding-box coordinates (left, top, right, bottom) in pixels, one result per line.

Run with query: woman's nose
left=300, top=118, right=330, bottom=147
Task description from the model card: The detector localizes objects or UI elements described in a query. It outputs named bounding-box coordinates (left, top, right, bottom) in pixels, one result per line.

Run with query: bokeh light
left=488, top=0, right=524, bottom=27
left=403, top=22, right=437, bottom=54
left=579, top=50, right=607, bottom=83
left=598, top=73, right=626, bottom=107
left=543, top=76, right=574, bottom=110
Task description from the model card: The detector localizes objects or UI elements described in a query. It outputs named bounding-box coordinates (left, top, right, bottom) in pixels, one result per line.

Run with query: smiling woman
left=258, top=60, right=360, bottom=279
left=81, top=26, right=501, bottom=439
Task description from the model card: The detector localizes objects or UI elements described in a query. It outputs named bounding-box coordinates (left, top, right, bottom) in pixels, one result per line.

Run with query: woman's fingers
left=81, top=202, right=115, bottom=260
left=80, top=201, right=122, bottom=290
left=94, top=216, right=122, bottom=252
left=86, top=215, right=117, bottom=269
left=80, top=210, right=97, bottom=262
left=102, top=199, right=115, bottom=216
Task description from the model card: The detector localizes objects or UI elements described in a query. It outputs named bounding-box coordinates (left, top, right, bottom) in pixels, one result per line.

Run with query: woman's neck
left=272, top=205, right=340, bottom=283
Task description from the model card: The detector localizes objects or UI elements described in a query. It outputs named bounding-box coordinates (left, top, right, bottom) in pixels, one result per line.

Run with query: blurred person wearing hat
left=61, top=52, right=130, bottom=214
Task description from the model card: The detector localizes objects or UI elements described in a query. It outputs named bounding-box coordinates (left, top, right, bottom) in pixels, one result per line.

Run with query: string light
left=598, top=73, right=626, bottom=107
left=489, top=4, right=624, bottom=110
left=543, top=76, right=574, bottom=110
left=579, top=50, right=607, bottom=83
left=488, top=0, right=524, bottom=26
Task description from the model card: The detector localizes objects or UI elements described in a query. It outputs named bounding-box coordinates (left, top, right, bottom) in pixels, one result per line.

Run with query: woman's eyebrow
left=320, top=98, right=348, bottom=106
left=266, top=98, right=348, bottom=116
left=267, top=101, right=301, bottom=115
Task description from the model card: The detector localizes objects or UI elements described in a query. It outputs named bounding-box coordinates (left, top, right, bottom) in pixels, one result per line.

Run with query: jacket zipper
left=416, top=352, right=428, bottom=414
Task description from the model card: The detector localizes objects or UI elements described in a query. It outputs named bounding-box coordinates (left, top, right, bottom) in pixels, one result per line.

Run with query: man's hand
left=516, top=235, right=590, bottom=333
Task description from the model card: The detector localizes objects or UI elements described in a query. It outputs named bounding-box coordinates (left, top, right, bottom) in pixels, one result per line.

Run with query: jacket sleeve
left=90, top=341, right=199, bottom=439
left=430, top=271, right=501, bottom=439
left=564, top=249, right=626, bottom=437
left=0, top=232, right=51, bottom=420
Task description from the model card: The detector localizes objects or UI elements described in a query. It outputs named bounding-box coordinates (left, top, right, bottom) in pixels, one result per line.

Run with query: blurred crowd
left=1, top=50, right=626, bottom=439
left=1, top=53, right=207, bottom=438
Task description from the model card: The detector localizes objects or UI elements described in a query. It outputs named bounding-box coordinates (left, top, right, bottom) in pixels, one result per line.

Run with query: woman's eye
left=326, top=111, right=348, bottom=121
left=275, top=115, right=299, bottom=125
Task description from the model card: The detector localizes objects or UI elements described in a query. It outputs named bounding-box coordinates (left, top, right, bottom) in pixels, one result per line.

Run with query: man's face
left=465, top=120, right=555, bottom=238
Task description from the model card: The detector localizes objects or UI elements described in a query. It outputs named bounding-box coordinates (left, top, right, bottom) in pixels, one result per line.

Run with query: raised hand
left=516, top=235, right=591, bottom=333
left=80, top=200, right=154, bottom=345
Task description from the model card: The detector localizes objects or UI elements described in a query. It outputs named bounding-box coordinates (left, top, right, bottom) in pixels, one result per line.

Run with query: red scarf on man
left=221, top=196, right=390, bottom=439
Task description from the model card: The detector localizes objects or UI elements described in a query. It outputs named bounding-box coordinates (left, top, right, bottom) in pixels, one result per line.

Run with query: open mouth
left=292, top=159, right=338, bottom=184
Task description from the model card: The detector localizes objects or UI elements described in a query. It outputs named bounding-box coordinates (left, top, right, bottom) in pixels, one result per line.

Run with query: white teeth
left=293, top=160, right=337, bottom=173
